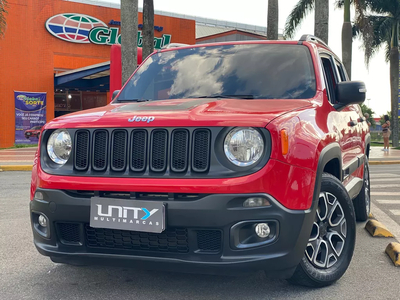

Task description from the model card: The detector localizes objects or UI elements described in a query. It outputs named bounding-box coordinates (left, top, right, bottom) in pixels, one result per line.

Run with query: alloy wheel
left=305, top=192, right=347, bottom=269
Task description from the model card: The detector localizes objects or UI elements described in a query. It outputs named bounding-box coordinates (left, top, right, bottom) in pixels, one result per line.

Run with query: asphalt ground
left=1, top=170, right=399, bottom=300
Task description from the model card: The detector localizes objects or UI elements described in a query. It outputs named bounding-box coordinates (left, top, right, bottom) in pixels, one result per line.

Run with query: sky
left=99, top=0, right=391, bottom=117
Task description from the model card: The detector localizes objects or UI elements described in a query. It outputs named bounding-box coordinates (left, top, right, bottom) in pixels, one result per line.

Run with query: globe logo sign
left=45, top=13, right=107, bottom=43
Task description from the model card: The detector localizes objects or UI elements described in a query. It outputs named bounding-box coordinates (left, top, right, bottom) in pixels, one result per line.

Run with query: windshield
left=117, top=44, right=316, bottom=101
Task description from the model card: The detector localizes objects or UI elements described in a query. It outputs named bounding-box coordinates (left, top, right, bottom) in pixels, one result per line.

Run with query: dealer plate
left=90, top=197, right=165, bottom=233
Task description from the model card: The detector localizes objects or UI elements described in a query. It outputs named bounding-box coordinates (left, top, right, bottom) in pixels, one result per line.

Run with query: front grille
left=73, top=128, right=211, bottom=175
left=74, top=131, right=89, bottom=170
left=150, top=130, right=168, bottom=172
left=58, top=223, right=81, bottom=244
left=171, top=130, right=189, bottom=172
left=85, top=225, right=189, bottom=253
left=197, top=230, right=222, bottom=252
left=111, top=130, right=127, bottom=171
left=130, top=130, right=147, bottom=171
left=192, top=130, right=211, bottom=172
left=92, top=130, right=108, bottom=171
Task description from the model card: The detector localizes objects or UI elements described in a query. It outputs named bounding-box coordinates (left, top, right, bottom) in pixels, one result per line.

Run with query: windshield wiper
left=117, top=99, right=151, bottom=102
left=187, top=94, right=254, bottom=99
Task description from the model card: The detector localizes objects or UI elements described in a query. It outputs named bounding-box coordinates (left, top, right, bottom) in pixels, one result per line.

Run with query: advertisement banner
left=14, top=91, right=47, bottom=144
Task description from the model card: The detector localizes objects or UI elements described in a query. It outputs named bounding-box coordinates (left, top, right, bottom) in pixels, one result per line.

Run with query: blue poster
left=14, top=91, right=47, bottom=144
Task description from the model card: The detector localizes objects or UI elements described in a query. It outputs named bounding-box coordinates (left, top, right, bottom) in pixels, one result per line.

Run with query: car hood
left=45, top=98, right=312, bottom=129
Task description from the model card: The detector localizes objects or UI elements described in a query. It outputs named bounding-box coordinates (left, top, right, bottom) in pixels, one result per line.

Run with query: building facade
left=0, top=0, right=196, bottom=148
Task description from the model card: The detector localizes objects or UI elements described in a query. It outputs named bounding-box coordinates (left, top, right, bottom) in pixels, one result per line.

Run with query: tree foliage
left=354, top=0, right=400, bottom=147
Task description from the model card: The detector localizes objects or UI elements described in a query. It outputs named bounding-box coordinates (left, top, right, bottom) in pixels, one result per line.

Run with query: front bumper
left=30, top=189, right=315, bottom=278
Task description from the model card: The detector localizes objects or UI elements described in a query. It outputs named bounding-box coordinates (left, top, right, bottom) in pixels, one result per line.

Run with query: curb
left=369, top=160, right=400, bottom=165
left=385, top=242, right=400, bottom=266
left=0, top=165, right=32, bottom=171
left=365, top=219, right=394, bottom=237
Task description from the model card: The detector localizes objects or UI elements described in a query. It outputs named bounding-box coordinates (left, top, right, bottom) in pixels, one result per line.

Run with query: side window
left=320, top=56, right=338, bottom=104
left=335, top=60, right=347, bottom=82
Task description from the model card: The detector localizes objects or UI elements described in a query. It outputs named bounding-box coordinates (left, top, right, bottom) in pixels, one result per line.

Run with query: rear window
left=117, top=44, right=316, bottom=101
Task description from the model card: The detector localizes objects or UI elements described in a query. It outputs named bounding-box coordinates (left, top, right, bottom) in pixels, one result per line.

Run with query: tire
left=288, top=173, right=356, bottom=287
left=353, top=158, right=370, bottom=221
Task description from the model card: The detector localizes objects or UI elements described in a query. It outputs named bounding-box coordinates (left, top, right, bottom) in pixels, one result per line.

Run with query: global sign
left=45, top=13, right=172, bottom=49
left=45, top=13, right=107, bottom=43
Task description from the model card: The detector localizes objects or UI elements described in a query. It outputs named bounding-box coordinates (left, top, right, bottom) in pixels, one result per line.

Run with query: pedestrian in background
left=364, top=113, right=371, bottom=127
left=382, top=114, right=391, bottom=151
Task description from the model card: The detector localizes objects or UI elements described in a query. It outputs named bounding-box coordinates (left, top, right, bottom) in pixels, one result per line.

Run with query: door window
left=335, top=60, right=347, bottom=82
left=320, top=56, right=338, bottom=104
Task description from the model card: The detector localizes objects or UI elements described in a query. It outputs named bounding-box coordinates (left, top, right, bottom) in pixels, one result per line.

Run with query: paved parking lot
left=1, top=170, right=399, bottom=300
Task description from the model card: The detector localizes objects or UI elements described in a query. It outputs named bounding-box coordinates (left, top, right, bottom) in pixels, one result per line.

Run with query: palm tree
left=0, top=0, right=7, bottom=37
left=335, top=0, right=364, bottom=80
left=267, top=0, right=279, bottom=40
left=142, top=0, right=154, bottom=59
left=341, top=0, right=352, bottom=78
left=284, top=0, right=329, bottom=43
left=121, top=0, right=138, bottom=84
left=354, top=0, right=400, bottom=147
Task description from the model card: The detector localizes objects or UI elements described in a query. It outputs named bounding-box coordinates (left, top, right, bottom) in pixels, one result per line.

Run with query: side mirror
left=112, top=90, right=120, bottom=101
left=335, top=81, right=366, bottom=107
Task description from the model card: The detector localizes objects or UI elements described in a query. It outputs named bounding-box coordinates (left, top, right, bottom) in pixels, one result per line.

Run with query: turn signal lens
left=243, top=197, right=270, bottom=207
left=281, top=129, right=289, bottom=155
left=34, top=191, right=44, bottom=200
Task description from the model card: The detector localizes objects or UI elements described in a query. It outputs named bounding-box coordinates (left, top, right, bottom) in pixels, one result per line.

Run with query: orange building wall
left=0, top=0, right=195, bottom=148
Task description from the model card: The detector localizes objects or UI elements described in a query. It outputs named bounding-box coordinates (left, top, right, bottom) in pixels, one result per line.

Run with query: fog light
left=243, top=197, right=270, bottom=207
left=34, top=191, right=44, bottom=200
left=38, top=215, right=47, bottom=227
left=255, top=223, right=270, bottom=238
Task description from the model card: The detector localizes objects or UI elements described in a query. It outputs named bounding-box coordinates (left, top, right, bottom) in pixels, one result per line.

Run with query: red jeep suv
left=25, top=126, right=42, bottom=139
left=30, top=35, right=370, bottom=287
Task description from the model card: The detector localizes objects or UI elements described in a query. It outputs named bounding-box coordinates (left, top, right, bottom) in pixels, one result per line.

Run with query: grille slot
left=150, top=130, right=168, bottom=172
left=58, top=223, right=81, bottom=244
left=111, top=130, right=127, bottom=172
left=192, top=129, right=211, bottom=172
left=92, top=130, right=108, bottom=171
left=197, top=230, right=222, bottom=252
left=74, top=130, right=89, bottom=170
left=130, top=130, right=147, bottom=172
left=85, top=225, right=189, bottom=253
left=171, top=130, right=189, bottom=172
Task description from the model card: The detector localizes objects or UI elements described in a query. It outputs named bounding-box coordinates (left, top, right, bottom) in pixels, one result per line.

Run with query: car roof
left=160, top=34, right=332, bottom=53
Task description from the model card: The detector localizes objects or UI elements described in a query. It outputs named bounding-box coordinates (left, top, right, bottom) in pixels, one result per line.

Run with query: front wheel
left=353, top=158, right=370, bottom=221
left=288, top=173, right=356, bottom=287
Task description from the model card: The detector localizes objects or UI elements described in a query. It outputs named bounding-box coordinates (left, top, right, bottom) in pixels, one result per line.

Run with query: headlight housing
left=47, top=129, right=72, bottom=165
left=224, top=127, right=264, bottom=167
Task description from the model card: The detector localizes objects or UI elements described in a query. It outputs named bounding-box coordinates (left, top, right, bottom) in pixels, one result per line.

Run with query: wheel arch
left=312, top=143, right=342, bottom=206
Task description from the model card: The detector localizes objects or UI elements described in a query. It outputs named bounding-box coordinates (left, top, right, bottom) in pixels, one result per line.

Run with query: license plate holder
left=90, top=197, right=165, bottom=233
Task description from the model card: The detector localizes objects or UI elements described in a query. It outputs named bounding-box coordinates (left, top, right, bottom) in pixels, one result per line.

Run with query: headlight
left=224, top=127, right=264, bottom=167
left=47, top=129, right=72, bottom=165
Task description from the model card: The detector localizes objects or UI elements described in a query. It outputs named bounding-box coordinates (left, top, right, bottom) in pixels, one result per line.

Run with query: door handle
left=348, top=120, right=358, bottom=127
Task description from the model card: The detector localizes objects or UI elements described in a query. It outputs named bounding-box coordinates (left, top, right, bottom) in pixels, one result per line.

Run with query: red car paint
left=24, top=126, right=42, bottom=139
left=30, top=40, right=369, bottom=212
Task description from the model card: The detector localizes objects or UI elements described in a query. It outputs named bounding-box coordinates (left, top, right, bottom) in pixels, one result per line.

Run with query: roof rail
left=161, top=43, right=190, bottom=49
left=299, top=34, right=330, bottom=50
